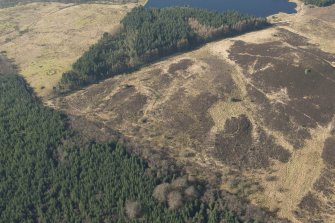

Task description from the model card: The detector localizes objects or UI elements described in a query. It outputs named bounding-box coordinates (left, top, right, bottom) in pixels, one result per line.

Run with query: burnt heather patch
left=213, top=115, right=291, bottom=169
left=322, top=137, right=335, bottom=167
left=298, top=192, right=322, bottom=215
left=168, top=59, right=194, bottom=74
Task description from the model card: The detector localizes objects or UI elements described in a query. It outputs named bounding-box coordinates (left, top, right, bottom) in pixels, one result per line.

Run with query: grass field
left=0, top=1, right=146, bottom=98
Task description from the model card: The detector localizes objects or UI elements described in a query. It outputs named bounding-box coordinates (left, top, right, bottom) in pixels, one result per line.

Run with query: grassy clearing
left=0, top=1, right=145, bottom=98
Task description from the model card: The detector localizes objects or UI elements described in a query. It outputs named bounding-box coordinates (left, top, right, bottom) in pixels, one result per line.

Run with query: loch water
left=145, top=0, right=297, bottom=17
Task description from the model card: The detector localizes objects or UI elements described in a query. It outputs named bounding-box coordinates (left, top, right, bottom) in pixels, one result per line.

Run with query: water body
left=145, top=0, right=297, bottom=17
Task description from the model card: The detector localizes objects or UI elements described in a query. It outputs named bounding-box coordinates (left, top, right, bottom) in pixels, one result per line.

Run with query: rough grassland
left=51, top=3, right=335, bottom=223
left=0, top=1, right=146, bottom=98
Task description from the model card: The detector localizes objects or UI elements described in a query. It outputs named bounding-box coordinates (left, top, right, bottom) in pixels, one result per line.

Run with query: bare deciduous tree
left=152, top=183, right=170, bottom=202
left=125, top=200, right=142, bottom=220
left=167, top=191, right=183, bottom=210
left=184, top=185, right=199, bottom=199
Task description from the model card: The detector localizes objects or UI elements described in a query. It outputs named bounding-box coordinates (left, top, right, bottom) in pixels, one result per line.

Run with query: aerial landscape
left=0, top=0, right=334, bottom=222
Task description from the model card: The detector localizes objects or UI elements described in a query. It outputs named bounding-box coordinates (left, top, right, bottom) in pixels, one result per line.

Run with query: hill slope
left=52, top=4, right=335, bottom=222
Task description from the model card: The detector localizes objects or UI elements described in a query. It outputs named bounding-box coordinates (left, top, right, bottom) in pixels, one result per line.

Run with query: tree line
left=302, top=0, right=335, bottom=6
left=57, top=6, right=269, bottom=92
